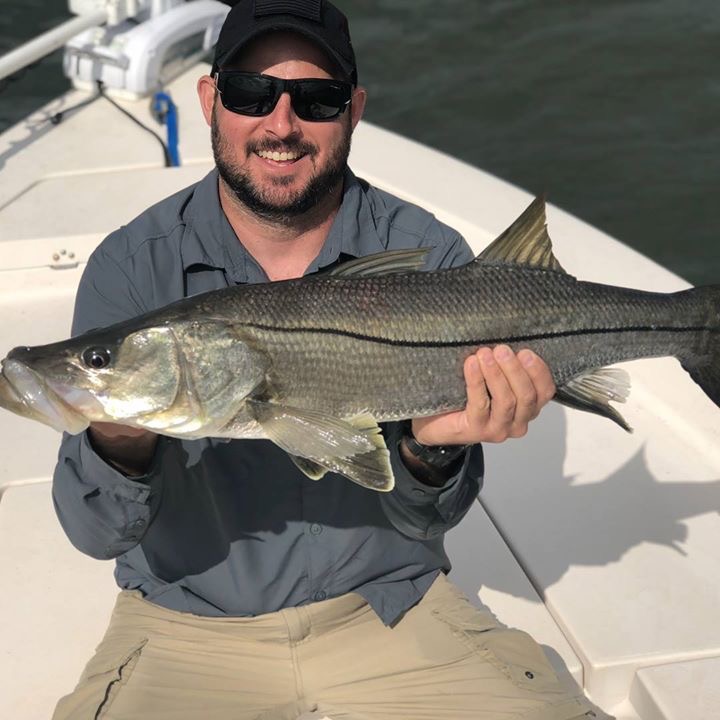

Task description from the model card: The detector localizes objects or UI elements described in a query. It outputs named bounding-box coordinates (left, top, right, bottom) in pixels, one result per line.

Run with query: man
left=52, top=1, right=603, bottom=718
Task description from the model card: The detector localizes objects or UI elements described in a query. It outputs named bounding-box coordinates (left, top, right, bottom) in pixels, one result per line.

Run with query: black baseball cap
left=212, top=0, right=358, bottom=85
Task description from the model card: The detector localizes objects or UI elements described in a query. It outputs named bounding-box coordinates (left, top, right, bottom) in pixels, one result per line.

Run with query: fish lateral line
left=243, top=321, right=717, bottom=349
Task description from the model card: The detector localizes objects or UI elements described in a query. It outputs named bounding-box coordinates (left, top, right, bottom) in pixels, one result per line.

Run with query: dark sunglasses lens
left=221, top=74, right=278, bottom=116
left=293, top=81, right=351, bottom=120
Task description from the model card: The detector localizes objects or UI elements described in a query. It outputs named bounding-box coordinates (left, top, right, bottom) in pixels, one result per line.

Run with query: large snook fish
left=1, top=198, right=718, bottom=491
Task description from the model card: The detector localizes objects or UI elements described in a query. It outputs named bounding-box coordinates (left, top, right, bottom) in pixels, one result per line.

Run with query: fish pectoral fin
left=326, top=248, right=430, bottom=277
left=247, top=401, right=394, bottom=492
left=555, top=367, right=632, bottom=432
left=477, top=196, right=571, bottom=275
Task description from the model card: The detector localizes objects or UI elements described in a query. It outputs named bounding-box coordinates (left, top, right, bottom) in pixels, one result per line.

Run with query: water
left=1, top=0, right=718, bottom=285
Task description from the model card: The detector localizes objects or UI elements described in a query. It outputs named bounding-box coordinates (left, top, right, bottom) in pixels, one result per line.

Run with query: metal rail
left=0, top=11, right=108, bottom=83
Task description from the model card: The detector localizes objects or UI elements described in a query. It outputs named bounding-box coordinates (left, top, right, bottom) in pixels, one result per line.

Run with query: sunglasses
left=215, top=71, right=353, bottom=122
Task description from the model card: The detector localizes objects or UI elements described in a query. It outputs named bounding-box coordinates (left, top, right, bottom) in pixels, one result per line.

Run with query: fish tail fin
left=680, top=285, right=720, bottom=407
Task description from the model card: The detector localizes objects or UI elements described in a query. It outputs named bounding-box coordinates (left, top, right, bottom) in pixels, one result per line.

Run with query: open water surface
left=1, top=0, right=718, bottom=284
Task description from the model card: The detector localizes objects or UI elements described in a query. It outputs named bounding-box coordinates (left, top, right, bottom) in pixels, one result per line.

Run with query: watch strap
left=402, top=426, right=469, bottom=470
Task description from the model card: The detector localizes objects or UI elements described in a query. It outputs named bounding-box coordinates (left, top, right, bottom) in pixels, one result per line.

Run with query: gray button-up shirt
left=53, top=168, right=484, bottom=625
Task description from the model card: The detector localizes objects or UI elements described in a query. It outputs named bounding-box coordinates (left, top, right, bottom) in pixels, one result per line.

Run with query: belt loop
left=281, top=607, right=311, bottom=643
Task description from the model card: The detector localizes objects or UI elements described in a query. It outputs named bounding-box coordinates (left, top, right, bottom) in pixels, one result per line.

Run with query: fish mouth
left=0, top=358, right=89, bottom=434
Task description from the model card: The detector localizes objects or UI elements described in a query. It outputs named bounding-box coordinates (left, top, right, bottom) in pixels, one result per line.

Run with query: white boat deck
left=1, top=62, right=719, bottom=720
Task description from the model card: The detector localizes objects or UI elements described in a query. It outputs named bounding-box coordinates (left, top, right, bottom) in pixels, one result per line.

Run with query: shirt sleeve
left=380, top=424, right=483, bottom=541
left=52, top=238, right=163, bottom=560
left=378, top=218, right=483, bottom=540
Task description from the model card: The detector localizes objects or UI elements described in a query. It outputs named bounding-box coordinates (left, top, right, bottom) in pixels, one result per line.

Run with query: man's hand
left=88, top=422, right=159, bottom=477
left=411, top=345, right=556, bottom=445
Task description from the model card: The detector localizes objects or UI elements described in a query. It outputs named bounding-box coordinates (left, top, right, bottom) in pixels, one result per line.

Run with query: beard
left=211, top=102, right=352, bottom=224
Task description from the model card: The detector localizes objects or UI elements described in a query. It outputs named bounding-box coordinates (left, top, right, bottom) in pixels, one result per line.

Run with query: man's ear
left=350, top=86, right=367, bottom=130
left=197, top=75, right=216, bottom=126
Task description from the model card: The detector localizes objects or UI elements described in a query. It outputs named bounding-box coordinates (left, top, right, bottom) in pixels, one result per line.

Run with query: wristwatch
left=401, top=423, right=469, bottom=470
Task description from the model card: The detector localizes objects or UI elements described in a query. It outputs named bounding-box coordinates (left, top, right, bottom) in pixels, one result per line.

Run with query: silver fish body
left=2, top=198, right=719, bottom=491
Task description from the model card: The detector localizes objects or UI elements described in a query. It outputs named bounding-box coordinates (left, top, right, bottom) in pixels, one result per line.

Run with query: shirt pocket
left=433, top=603, right=566, bottom=695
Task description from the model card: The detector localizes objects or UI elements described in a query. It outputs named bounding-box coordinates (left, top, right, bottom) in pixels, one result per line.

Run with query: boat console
left=64, top=0, right=229, bottom=99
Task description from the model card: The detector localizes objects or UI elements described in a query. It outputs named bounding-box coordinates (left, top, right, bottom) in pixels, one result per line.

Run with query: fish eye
left=81, top=346, right=112, bottom=369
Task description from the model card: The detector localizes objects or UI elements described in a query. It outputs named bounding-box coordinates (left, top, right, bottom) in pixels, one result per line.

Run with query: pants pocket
left=433, top=603, right=565, bottom=695
left=53, top=638, right=148, bottom=720
left=475, top=628, right=567, bottom=695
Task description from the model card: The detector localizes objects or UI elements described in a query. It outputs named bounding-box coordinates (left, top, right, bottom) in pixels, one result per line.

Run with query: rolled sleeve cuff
left=78, top=431, right=165, bottom=555
left=389, top=441, right=483, bottom=506
left=78, top=430, right=157, bottom=504
left=53, top=431, right=165, bottom=559
left=382, top=424, right=484, bottom=540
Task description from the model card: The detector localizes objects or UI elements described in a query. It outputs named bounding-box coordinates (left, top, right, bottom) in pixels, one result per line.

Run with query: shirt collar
left=181, top=168, right=386, bottom=283
left=305, top=167, right=386, bottom=273
left=181, top=169, right=238, bottom=270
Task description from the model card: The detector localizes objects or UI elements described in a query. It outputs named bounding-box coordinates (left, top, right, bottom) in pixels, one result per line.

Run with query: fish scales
left=193, top=263, right=699, bottom=349
left=247, top=326, right=473, bottom=419
left=193, top=263, right=711, bottom=396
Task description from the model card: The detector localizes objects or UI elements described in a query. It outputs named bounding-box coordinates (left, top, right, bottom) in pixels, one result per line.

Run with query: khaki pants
left=53, top=575, right=607, bottom=720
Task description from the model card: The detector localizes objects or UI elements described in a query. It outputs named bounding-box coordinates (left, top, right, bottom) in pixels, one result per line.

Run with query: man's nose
left=265, top=92, right=300, bottom=137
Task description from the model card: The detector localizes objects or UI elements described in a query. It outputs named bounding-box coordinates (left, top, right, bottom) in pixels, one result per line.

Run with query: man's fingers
left=469, top=348, right=516, bottom=440
left=516, top=349, right=557, bottom=408
left=463, top=351, right=491, bottom=423
left=493, top=345, right=538, bottom=431
left=414, top=347, right=556, bottom=447
left=468, top=346, right=556, bottom=442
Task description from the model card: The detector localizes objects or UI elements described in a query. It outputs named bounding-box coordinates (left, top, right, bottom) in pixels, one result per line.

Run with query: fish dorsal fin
left=478, top=196, right=567, bottom=273
left=327, top=248, right=430, bottom=278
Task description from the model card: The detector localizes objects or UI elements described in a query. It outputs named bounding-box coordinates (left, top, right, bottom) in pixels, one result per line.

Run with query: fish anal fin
left=555, top=367, right=632, bottom=432
left=478, top=196, right=569, bottom=274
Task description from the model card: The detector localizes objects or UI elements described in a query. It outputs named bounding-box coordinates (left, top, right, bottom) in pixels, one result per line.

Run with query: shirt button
left=411, top=488, right=426, bottom=497
left=309, top=523, right=323, bottom=535
left=130, top=519, right=146, bottom=529
left=313, top=590, right=327, bottom=601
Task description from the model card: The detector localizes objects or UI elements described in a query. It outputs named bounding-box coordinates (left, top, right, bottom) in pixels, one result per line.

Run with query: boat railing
left=0, top=0, right=178, bottom=83
left=0, top=11, right=108, bottom=83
